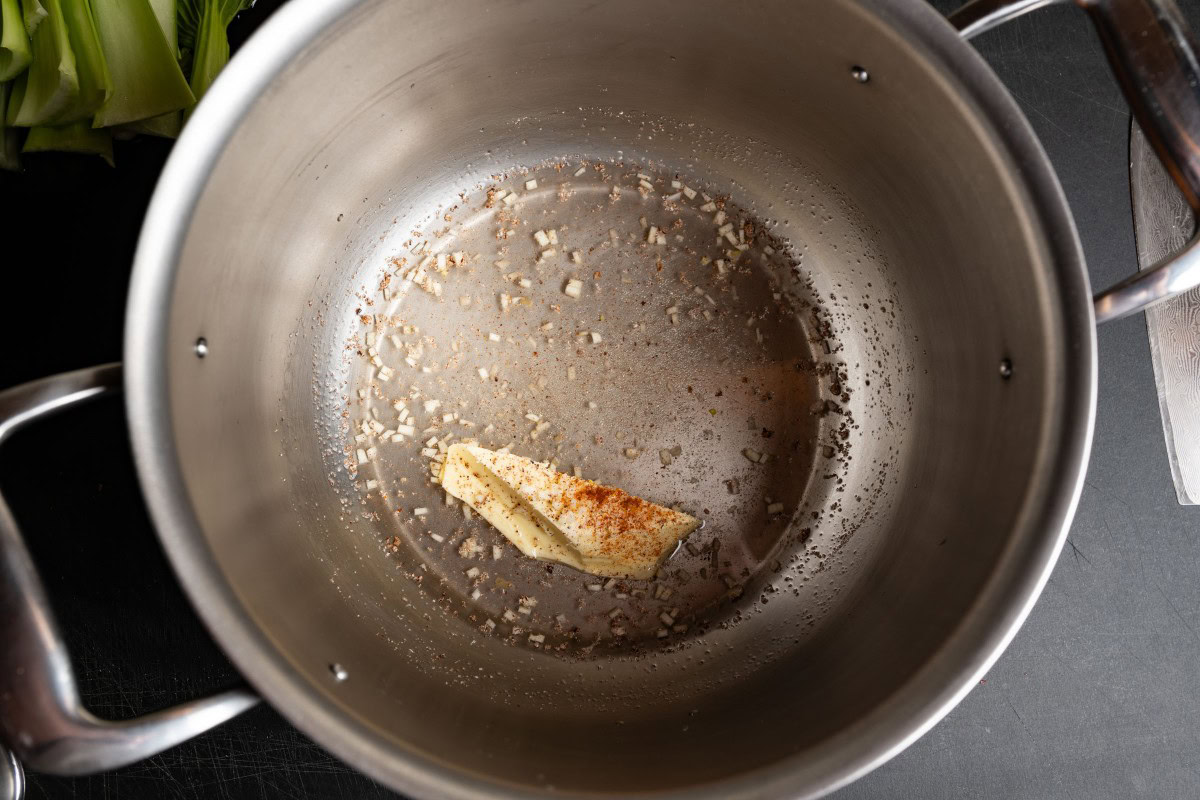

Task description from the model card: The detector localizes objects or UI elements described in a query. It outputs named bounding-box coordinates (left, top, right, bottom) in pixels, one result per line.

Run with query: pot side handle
left=0, top=365, right=258, bottom=780
left=951, top=0, right=1200, bottom=323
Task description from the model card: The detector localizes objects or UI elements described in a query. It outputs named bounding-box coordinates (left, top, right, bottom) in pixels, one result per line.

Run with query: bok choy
left=0, top=0, right=251, bottom=168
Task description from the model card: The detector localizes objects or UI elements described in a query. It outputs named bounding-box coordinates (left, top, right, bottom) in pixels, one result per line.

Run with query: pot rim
left=123, top=0, right=1097, bottom=797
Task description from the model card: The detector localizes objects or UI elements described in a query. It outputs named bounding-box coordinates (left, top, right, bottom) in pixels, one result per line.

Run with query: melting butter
left=440, top=444, right=700, bottom=579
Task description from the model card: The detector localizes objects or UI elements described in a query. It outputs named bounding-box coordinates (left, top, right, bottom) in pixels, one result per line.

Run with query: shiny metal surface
left=950, top=0, right=1071, bottom=38
left=0, top=744, right=23, bottom=800
left=1086, top=0, right=1200, bottom=319
left=955, top=0, right=1200, bottom=321
left=1131, top=120, right=1200, bottom=505
left=0, top=365, right=258, bottom=775
left=123, top=0, right=1096, bottom=796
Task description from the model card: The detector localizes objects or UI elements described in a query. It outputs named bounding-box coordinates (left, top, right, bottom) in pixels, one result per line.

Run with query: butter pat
left=440, top=444, right=700, bottom=579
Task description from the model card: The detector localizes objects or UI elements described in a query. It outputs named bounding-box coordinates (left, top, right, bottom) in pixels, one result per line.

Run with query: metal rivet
left=329, top=663, right=348, bottom=682
left=850, top=65, right=870, bottom=83
left=999, top=358, right=1013, bottom=379
left=194, top=338, right=208, bottom=358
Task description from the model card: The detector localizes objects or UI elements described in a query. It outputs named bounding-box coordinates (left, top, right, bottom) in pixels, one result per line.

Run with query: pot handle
left=0, top=365, right=258, bottom=779
left=951, top=0, right=1200, bottom=323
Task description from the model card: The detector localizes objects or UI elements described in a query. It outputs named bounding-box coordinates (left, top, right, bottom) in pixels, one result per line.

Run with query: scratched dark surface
left=2, top=0, right=1199, bottom=798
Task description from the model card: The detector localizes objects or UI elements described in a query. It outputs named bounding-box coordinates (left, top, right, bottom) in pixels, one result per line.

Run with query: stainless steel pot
left=4, top=0, right=1200, bottom=798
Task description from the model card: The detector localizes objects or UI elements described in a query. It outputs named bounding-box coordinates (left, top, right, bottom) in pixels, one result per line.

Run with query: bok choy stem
left=7, top=0, right=75, bottom=126
left=0, top=0, right=32, bottom=80
left=90, top=0, right=192, bottom=127
left=24, top=117, right=111, bottom=163
left=22, top=0, right=45, bottom=37
left=120, top=0, right=180, bottom=138
left=0, top=81, right=21, bottom=168
left=56, top=0, right=110, bottom=123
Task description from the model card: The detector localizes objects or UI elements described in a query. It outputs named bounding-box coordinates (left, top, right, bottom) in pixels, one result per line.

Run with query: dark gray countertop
left=7, top=1, right=1200, bottom=798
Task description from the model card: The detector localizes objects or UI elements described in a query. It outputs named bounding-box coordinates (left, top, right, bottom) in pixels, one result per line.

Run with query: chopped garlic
left=571, top=250, right=582, bottom=264
left=682, top=186, right=697, bottom=199
left=767, top=502, right=785, bottom=514
left=478, top=367, right=489, bottom=380
left=547, top=229, right=558, bottom=245
left=502, top=192, right=518, bottom=206
left=574, top=165, right=587, bottom=177
left=413, top=507, right=429, bottom=516
left=564, top=278, right=583, bottom=298
left=567, top=365, right=576, bottom=381
left=699, top=201, right=716, bottom=213
left=525, top=179, right=538, bottom=190
left=743, top=448, right=762, bottom=463
left=590, top=331, right=602, bottom=344
left=534, top=230, right=550, bottom=247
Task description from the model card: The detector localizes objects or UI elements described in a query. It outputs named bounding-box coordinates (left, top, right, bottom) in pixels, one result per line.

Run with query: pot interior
left=155, top=0, right=1082, bottom=794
